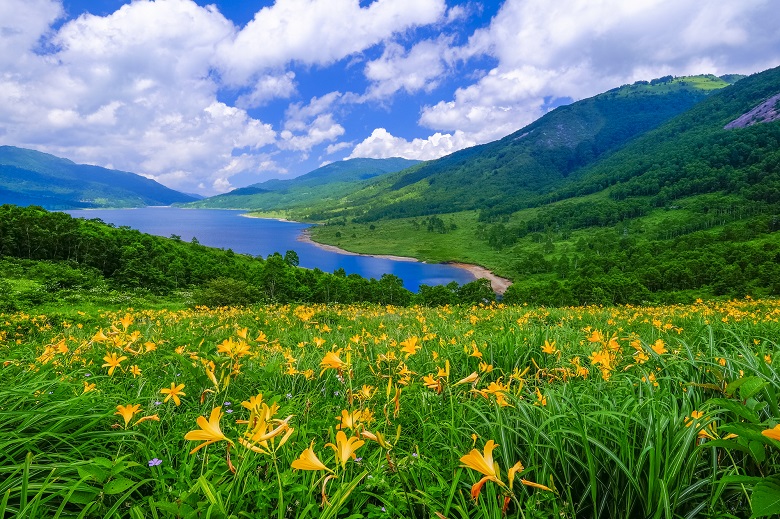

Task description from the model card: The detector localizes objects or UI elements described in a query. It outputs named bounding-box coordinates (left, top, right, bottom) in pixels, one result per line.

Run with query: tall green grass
left=1, top=300, right=779, bottom=517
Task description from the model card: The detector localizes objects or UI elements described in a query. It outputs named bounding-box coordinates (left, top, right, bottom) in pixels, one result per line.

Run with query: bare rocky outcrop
left=725, top=93, right=780, bottom=129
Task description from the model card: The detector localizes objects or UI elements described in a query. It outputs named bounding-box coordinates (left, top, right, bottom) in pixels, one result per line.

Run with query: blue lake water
left=64, top=207, right=475, bottom=292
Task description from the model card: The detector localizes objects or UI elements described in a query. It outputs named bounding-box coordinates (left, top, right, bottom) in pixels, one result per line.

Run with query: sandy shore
left=443, top=263, right=513, bottom=295
left=238, top=213, right=303, bottom=224
left=299, top=229, right=513, bottom=294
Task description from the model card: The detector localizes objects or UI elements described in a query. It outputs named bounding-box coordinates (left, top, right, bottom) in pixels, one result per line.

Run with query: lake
left=64, top=207, right=475, bottom=291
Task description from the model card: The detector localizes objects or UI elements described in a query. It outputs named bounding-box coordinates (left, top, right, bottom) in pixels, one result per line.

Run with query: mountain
left=297, top=68, right=780, bottom=304
left=187, top=157, right=419, bottom=212
left=299, top=74, right=739, bottom=222
left=0, top=146, right=196, bottom=209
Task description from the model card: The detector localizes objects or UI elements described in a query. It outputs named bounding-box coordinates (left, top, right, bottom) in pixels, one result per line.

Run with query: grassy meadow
left=3, top=299, right=780, bottom=518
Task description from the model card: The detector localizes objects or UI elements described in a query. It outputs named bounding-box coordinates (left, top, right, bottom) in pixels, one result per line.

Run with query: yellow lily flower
left=762, top=424, right=780, bottom=441
left=184, top=407, right=233, bottom=454
left=460, top=440, right=503, bottom=500
left=102, top=352, right=127, bottom=376
left=507, top=461, right=524, bottom=490
left=92, top=329, right=110, bottom=342
left=291, top=442, right=333, bottom=472
left=132, top=414, right=160, bottom=426
left=520, top=479, right=554, bottom=492
left=241, top=392, right=265, bottom=413
left=240, top=412, right=294, bottom=454
left=460, top=439, right=499, bottom=479
left=160, top=382, right=186, bottom=406
left=541, top=339, right=557, bottom=355
left=326, top=430, right=365, bottom=470
left=399, top=336, right=420, bottom=357
left=455, top=372, right=479, bottom=386
left=320, top=348, right=346, bottom=376
left=115, top=404, right=141, bottom=428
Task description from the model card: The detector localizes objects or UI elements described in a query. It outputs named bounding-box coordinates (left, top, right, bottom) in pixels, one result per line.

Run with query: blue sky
left=2, top=0, right=779, bottom=195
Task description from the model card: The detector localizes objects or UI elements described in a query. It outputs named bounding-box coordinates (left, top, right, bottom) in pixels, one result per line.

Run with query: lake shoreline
left=298, top=229, right=513, bottom=294
left=66, top=207, right=488, bottom=293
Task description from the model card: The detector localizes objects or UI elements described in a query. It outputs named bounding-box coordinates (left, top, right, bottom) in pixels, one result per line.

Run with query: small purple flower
left=84, top=373, right=91, bottom=377
left=148, top=458, right=162, bottom=467
left=412, top=452, right=418, bottom=458
left=154, top=401, right=162, bottom=406
left=223, top=402, right=231, bottom=407
left=226, top=409, right=233, bottom=414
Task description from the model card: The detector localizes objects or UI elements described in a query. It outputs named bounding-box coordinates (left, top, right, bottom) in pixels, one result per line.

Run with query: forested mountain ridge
left=187, top=157, right=419, bottom=212
left=521, top=64, right=780, bottom=217
left=304, top=67, right=780, bottom=305
left=0, top=146, right=196, bottom=209
left=298, top=74, right=738, bottom=222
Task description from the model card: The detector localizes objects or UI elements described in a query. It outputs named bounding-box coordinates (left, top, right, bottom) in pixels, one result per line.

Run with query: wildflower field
left=3, top=299, right=780, bottom=518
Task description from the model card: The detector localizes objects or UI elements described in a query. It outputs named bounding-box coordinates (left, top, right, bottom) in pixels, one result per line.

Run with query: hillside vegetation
left=186, top=157, right=419, bottom=213
left=0, top=146, right=197, bottom=209
left=295, top=75, right=736, bottom=222
left=299, top=69, right=780, bottom=305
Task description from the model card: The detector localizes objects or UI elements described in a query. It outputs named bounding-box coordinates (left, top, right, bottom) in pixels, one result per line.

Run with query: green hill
left=300, top=69, right=780, bottom=304
left=0, top=146, right=196, bottom=209
left=187, top=157, right=419, bottom=213
left=299, top=74, right=738, bottom=222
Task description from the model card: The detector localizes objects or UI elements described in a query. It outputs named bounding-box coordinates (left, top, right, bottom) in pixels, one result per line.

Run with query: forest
left=0, top=204, right=495, bottom=311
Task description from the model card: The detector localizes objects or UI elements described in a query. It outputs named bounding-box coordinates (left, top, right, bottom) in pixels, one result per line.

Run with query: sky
left=1, top=0, right=779, bottom=196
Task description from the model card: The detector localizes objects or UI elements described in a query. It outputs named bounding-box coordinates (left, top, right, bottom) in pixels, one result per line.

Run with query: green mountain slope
left=304, top=69, right=780, bottom=303
left=0, top=146, right=196, bottom=209
left=299, top=75, right=737, bottom=222
left=187, top=157, right=419, bottom=212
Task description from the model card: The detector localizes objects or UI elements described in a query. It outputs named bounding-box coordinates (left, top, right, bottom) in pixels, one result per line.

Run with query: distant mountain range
left=0, top=146, right=196, bottom=209
left=186, top=157, right=420, bottom=212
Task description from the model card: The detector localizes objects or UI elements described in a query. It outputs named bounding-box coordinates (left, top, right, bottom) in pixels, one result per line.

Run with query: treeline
left=0, top=205, right=495, bottom=309
left=502, top=215, right=780, bottom=306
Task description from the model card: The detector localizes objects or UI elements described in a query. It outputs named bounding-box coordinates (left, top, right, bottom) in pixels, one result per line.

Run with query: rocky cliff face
left=725, top=93, right=780, bottom=129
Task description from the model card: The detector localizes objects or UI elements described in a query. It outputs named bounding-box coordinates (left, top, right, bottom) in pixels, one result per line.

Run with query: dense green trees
left=0, top=205, right=496, bottom=309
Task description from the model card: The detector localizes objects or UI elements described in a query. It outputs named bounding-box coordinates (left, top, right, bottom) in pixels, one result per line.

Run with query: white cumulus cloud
left=424, top=0, right=780, bottom=135
left=215, top=0, right=447, bottom=84
left=348, top=128, right=475, bottom=161
left=354, top=0, right=780, bottom=162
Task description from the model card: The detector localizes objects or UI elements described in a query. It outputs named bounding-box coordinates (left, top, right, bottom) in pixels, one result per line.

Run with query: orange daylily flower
left=184, top=407, right=233, bottom=454
left=102, top=352, right=127, bottom=376
left=460, top=439, right=501, bottom=500
left=160, top=382, right=186, bottom=406
left=291, top=442, right=333, bottom=472
left=115, top=404, right=141, bottom=428
left=762, top=424, right=780, bottom=441
left=326, top=430, right=365, bottom=469
left=320, top=348, right=347, bottom=375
